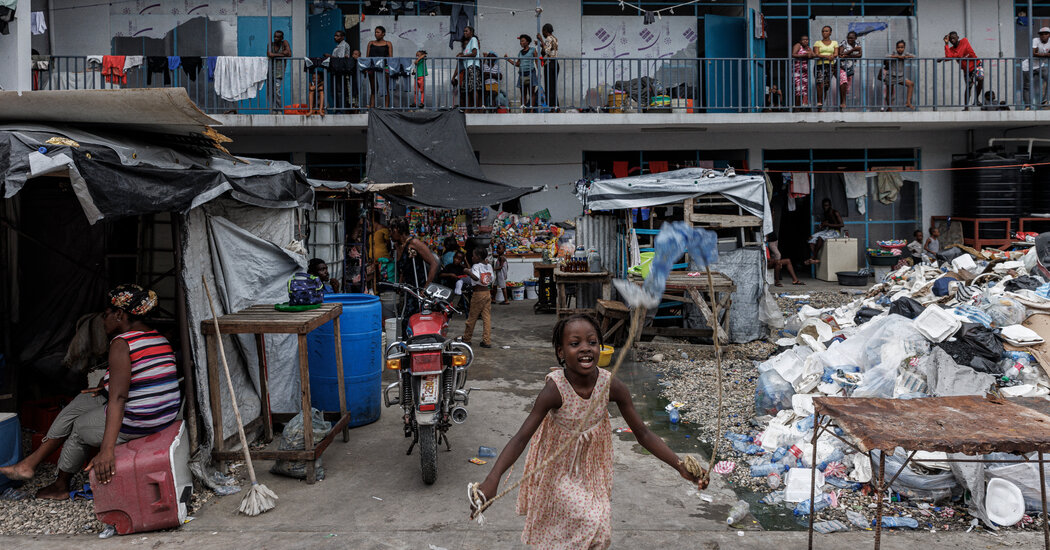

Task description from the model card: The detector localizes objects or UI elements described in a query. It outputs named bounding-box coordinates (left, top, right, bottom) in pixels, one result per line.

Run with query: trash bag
left=873, top=448, right=958, bottom=502
left=932, top=277, right=954, bottom=297
left=853, top=307, right=883, bottom=325
left=271, top=408, right=332, bottom=480
left=983, top=297, right=1026, bottom=328
left=1004, top=275, right=1043, bottom=292
left=888, top=297, right=925, bottom=319
left=755, top=369, right=795, bottom=416
left=957, top=323, right=1005, bottom=363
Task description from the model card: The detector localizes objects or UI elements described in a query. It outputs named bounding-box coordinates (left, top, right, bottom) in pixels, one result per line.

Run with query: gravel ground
left=0, top=431, right=215, bottom=536
left=642, top=286, right=1047, bottom=534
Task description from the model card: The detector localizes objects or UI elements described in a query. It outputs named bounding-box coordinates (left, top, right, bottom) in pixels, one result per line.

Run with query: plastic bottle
left=846, top=510, right=869, bottom=529
left=796, top=415, right=815, bottom=432
left=813, top=520, right=849, bottom=534
left=726, top=500, right=750, bottom=526
left=788, top=444, right=805, bottom=460
left=478, top=446, right=497, bottom=458
left=766, top=471, right=782, bottom=489
left=668, top=408, right=680, bottom=424
left=1004, top=363, right=1024, bottom=381
left=771, top=446, right=789, bottom=463
left=725, top=432, right=751, bottom=443
left=750, top=462, right=787, bottom=477
left=817, top=448, right=845, bottom=471
left=875, top=516, right=919, bottom=529
left=793, top=492, right=836, bottom=516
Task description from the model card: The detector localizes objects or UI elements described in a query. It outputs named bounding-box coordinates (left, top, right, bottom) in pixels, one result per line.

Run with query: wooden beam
left=687, top=213, right=762, bottom=227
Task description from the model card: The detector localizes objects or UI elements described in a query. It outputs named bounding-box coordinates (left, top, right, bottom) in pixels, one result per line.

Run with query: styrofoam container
left=986, top=478, right=1025, bottom=526
left=784, top=467, right=825, bottom=502
left=951, top=254, right=977, bottom=272
left=914, top=306, right=961, bottom=343
left=791, top=393, right=821, bottom=417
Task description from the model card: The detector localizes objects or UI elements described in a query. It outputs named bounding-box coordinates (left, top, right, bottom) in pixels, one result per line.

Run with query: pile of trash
left=735, top=242, right=1050, bottom=529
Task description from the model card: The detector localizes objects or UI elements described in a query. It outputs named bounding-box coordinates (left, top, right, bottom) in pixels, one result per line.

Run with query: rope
left=469, top=265, right=728, bottom=520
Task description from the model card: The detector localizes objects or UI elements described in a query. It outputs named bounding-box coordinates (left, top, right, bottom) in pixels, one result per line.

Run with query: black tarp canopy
left=365, top=110, right=541, bottom=209
left=0, top=124, right=314, bottom=223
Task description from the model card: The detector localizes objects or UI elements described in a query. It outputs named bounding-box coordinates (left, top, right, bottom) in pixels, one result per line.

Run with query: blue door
left=308, top=9, right=344, bottom=58
left=236, top=16, right=292, bottom=113
left=749, top=9, right=767, bottom=112
left=704, top=14, right=747, bottom=113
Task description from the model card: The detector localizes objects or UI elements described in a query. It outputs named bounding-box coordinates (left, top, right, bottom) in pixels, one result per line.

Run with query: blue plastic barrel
left=307, top=294, right=382, bottom=427
left=0, top=413, right=21, bottom=490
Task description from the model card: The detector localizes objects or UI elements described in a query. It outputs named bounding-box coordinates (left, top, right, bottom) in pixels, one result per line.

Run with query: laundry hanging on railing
left=214, top=56, right=268, bottom=101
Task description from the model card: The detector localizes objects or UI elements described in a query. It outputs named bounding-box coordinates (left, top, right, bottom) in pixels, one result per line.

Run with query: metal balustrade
left=36, top=55, right=1050, bottom=114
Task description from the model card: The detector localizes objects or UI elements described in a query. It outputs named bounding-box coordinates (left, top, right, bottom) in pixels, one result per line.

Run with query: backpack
left=288, top=272, right=324, bottom=306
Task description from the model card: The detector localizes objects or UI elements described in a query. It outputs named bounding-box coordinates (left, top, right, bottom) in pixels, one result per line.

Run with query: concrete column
left=0, top=0, right=33, bottom=91
left=291, top=0, right=307, bottom=57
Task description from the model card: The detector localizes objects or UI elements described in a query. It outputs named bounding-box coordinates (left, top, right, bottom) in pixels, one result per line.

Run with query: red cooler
left=91, top=421, right=192, bottom=535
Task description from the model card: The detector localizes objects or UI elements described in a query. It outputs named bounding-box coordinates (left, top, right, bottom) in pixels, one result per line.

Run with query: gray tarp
left=578, top=167, right=773, bottom=235
left=684, top=248, right=764, bottom=344
left=181, top=203, right=306, bottom=459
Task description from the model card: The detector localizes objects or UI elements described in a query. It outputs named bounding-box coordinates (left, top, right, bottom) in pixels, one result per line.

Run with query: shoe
left=479, top=342, right=492, bottom=348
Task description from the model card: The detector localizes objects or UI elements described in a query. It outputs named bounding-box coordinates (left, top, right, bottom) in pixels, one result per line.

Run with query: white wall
left=0, top=0, right=32, bottom=91
left=916, top=0, right=1014, bottom=58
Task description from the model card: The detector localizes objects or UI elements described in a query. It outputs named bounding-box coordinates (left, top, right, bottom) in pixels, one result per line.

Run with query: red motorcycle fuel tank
left=407, top=311, right=448, bottom=338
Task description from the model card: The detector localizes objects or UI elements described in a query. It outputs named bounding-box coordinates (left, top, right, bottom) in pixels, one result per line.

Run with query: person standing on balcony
left=943, top=31, right=983, bottom=110
left=457, top=26, right=483, bottom=112
left=812, top=26, right=838, bottom=111
left=792, top=35, right=813, bottom=109
left=325, top=30, right=352, bottom=110
left=268, top=30, right=291, bottom=113
left=838, top=31, right=862, bottom=108
left=884, top=40, right=915, bottom=111
left=507, top=34, right=539, bottom=110
left=1023, top=27, right=1050, bottom=110
left=538, top=24, right=559, bottom=112
left=367, top=26, right=394, bottom=108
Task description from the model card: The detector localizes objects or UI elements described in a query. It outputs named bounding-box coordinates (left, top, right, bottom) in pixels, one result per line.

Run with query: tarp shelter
left=577, top=167, right=773, bottom=235
left=365, top=109, right=541, bottom=209
left=0, top=89, right=321, bottom=465
left=575, top=167, right=775, bottom=343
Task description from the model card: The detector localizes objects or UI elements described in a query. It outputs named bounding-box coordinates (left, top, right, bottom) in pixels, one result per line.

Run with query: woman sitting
left=0, top=285, right=181, bottom=498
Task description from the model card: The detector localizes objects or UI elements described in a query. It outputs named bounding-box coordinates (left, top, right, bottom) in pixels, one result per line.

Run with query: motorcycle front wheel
left=419, top=424, right=438, bottom=485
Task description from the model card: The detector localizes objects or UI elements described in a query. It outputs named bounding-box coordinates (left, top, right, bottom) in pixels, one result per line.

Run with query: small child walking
left=493, top=242, right=510, bottom=305
left=463, top=248, right=493, bottom=348
left=925, top=226, right=941, bottom=257
left=472, top=314, right=705, bottom=548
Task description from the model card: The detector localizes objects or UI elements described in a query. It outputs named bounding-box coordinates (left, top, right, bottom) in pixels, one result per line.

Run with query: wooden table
left=627, top=271, right=735, bottom=344
left=553, top=269, right=612, bottom=318
left=202, top=303, right=351, bottom=484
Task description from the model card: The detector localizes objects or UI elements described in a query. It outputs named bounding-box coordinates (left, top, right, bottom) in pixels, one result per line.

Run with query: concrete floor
left=3, top=300, right=1046, bottom=549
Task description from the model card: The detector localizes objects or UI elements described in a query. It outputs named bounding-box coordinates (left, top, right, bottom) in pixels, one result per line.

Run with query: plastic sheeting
left=0, top=124, right=313, bottom=222
left=576, top=167, right=773, bottom=235
left=181, top=202, right=306, bottom=459
left=684, top=247, right=765, bottom=344
left=364, top=110, right=541, bottom=209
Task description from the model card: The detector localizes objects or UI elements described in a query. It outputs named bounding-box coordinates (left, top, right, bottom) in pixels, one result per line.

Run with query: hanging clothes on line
left=123, top=56, right=143, bottom=71
left=181, top=57, right=203, bottom=81
left=842, top=171, right=868, bottom=198
left=102, top=56, right=127, bottom=84
left=877, top=171, right=904, bottom=204
left=213, top=56, right=268, bottom=101
left=167, top=56, right=181, bottom=71
left=30, top=11, right=46, bottom=35
left=146, top=56, right=171, bottom=85
left=789, top=171, right=810, bottom=197
left=813, top=173, right=850, bottom=216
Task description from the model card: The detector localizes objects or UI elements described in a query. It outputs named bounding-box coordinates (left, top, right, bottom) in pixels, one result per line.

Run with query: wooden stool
left=596, top=299, right=629, bottom=346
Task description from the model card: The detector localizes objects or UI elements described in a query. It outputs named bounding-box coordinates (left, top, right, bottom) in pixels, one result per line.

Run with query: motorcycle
left=380, top=282, right=474, bottom=485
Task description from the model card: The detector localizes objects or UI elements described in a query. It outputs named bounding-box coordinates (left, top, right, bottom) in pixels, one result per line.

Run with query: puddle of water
left=614, top=359, right=806, bottom=532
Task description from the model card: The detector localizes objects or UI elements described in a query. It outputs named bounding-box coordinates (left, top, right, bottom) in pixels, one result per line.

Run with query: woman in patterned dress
left=792, top=35, right=813, bottom=109
left=473, top=314, right=706, bottom=549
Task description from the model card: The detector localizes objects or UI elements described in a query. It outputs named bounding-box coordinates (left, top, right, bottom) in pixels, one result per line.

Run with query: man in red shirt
left=943, top=31, right=984, bottom=109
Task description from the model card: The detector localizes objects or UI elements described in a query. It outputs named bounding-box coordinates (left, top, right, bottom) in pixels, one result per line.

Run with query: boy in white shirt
left=463, top=248, right=493, bottom=348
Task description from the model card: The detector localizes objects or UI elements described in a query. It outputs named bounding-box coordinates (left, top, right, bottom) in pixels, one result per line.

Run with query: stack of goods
left=492, top=212, right=562, bottom=257
left=407, top=208, right=485, bottom=250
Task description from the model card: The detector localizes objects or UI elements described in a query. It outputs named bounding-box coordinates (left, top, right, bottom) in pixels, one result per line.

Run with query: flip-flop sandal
left=793, top=281, right=806, bottom=286
left=774, top=282, right=784, bottom=287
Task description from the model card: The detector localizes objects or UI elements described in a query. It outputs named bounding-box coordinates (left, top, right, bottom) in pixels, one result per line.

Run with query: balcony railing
left=36, top=55, right=1050, bottom=115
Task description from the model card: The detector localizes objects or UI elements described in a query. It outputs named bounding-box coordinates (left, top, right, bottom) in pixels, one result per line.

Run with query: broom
left=202, top=276, right=278, bottom=516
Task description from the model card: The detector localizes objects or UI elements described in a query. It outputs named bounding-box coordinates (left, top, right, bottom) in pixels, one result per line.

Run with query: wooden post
left=333, top=316, right=349, bottom=442
left=171, top=215, right=200, bottom=455
left=255, top=334, right=274, bottom=442
left=206, top=334, right=225, bottom=471
left=298, top=333, right=316, bottom=483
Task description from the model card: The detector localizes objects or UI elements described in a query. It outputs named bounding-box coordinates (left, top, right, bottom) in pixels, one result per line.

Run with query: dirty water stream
left=615, top=359, right=805, bottom=531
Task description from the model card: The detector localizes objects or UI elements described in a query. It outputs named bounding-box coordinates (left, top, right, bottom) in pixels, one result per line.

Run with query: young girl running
left=473, top=314, right=706, bottom=549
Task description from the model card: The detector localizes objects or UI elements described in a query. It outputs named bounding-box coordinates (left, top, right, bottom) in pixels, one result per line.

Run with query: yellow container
left=607, top=92, right=627, bottom=113
left=598, top=345, right=614, bottom=367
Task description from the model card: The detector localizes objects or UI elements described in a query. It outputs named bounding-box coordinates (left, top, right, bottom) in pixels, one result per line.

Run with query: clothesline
left=754, top=160, right=1050, bottom=174
left=617, top=0, right=708, bottom=17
